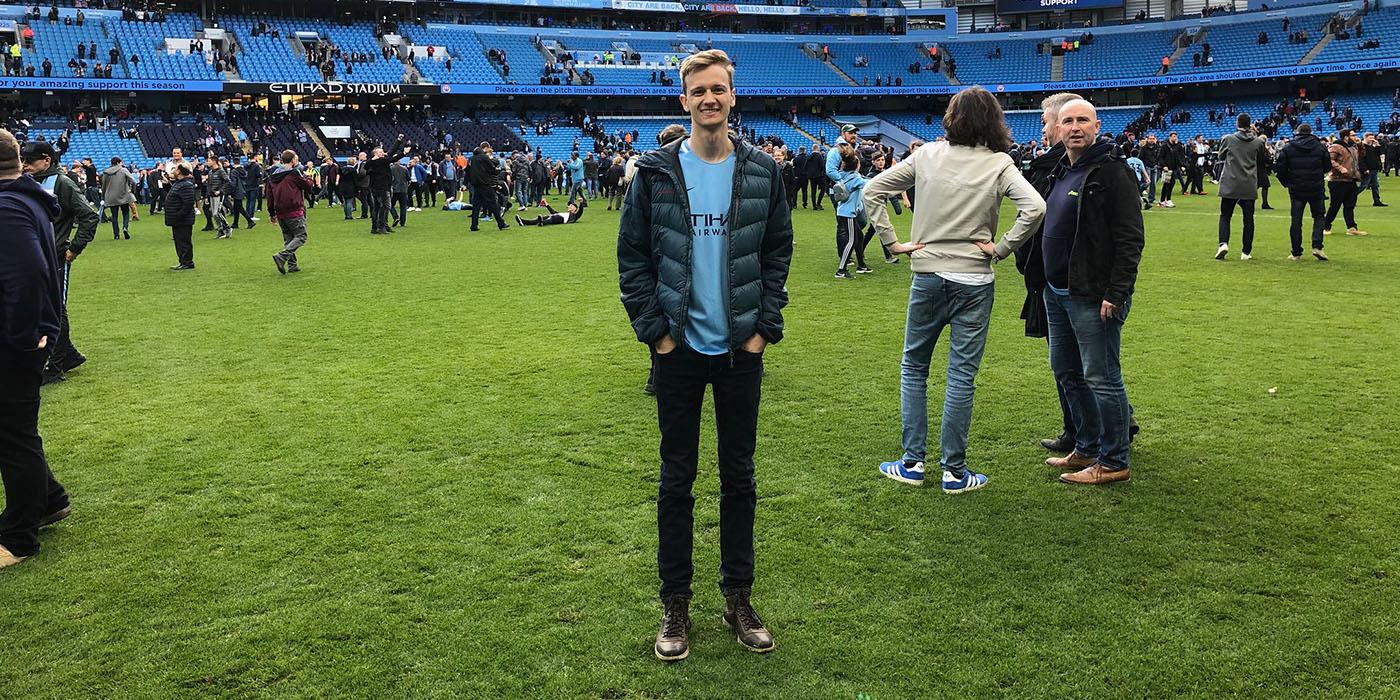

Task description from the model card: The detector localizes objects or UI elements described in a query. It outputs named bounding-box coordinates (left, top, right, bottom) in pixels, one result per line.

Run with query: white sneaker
left=1287, top=254, right=1301, bottom=261
left=1215, top=243, right=1228, bottom=260
left=1240, top=252, right=1252, bottom=261
left=1164, top=201, right=1176, bottom=208
left=1312, top=248, right=1329, bottom=261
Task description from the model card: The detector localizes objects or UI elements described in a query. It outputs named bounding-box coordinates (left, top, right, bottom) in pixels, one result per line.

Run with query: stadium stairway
left=1300, top=33, right=1333, bottom=65
left=301, top=125, right=332, bottom=160
left=1165, top=29, right=1202, bottom=74
left=1051, top=53, right=1063, bottom=82
left=807, top=45, right=857, bottom=86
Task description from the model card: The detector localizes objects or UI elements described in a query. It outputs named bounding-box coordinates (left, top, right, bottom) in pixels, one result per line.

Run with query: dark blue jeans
left=900, top=274, right=995, bottom=475
left=1045, top=287, right=1133, bottom=471
left=654, top=343, right=763, bottom=599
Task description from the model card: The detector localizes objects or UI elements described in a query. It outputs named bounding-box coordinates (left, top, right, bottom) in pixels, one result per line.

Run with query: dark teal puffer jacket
left=617, top=136, right=793, bottom=350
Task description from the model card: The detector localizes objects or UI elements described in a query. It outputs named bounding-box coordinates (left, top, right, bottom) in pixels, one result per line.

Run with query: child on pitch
left=516, top=196, right=587, bottom=227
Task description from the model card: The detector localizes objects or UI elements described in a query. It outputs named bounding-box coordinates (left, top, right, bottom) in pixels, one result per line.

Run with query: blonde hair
left=679, top=49, right=734, bottom=92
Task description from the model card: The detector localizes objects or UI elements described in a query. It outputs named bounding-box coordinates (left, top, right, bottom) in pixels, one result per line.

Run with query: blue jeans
left=341, top=195, right=355, bottom=219
left=900, top=274, right=995, bottom=475
left=1146, top=166, right=1159, bottom=203
left=1044, top=287, right=1132, bottom=470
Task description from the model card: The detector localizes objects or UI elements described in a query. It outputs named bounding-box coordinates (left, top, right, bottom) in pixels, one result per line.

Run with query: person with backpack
left=831, top=144, right=869, bottom=279
left=0, top=128, right=72, bottom=570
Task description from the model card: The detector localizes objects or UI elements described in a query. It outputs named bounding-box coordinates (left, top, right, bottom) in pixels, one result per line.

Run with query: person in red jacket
left=265, top=150, right=313, bottom=274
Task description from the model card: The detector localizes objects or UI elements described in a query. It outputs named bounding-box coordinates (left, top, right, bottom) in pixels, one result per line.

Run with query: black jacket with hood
left=1274, top=132, right=1330, bottom=196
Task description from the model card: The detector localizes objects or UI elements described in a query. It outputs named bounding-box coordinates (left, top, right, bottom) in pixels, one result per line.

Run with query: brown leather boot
left=1060, top=463, right=1131, bottom=485
left=1045, top=450, right=1096, bottom=471
left=654, top=595, right=691, bottom=662
left=723, top=590, right=775, bottom=653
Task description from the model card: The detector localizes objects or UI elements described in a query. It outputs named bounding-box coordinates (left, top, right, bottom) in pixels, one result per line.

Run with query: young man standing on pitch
left=618, top=49, right=792, bottom=662
left=265, top=150, right=312, bottom=274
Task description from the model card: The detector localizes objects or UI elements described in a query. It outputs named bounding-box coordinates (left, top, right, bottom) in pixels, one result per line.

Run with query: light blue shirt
left=834, top=170, right=867, bottom=219
left=566, top=157, right=584, bottom=181
left=678, top=140, right=735, bottom=356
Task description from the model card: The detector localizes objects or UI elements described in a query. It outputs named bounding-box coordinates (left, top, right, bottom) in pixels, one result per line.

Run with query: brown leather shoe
left=1060, top=463, right=1131, bottom=485
left=0, top=544, right=28, bottom=569
left=654, top=595, right=691, bottom=662
left=1045, top=450, right=1096, bottom=471
left=723, top=590, right=775, bottom=653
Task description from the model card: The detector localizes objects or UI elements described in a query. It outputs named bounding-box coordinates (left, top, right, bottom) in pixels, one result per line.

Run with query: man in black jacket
left=618, top=50, right=792, bottom=662
left=803, top=143, right=826, bottom=210
left=468, top=142, right=508, bottom=231
left=22, top=140, right=97, bottom=384
left=164, top=164, right=197, bottom=270
left=242, top=153, right=262, bottom=229
left=0, top=129, right=71, bottom=569
left=1139, top=133, right=1160, bottom=206
left=1358, top=132, right=1386, bottom=206
left=364, top=147, right=393, bottom=234
left=353, top=152, right=370, bottom=220
left=1275, top=123, right=1330, bottom=261
left=1039, top=99, right=1144, bottom=487
left=791, top=147, right=809, bottom=208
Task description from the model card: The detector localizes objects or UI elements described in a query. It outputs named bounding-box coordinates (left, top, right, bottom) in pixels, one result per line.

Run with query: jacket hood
left=267, top=165, right=297, bottom=181
left=102, top=164, right=126, bottom=175
left=1234, top=129, right=1257, bottom=142
left=0, top=174, right=61, bottom=219
left=1291, top=133, right=1323, bottom=151
left=1066, top=140, right=1116, bottom=168
left=33, top=162, right=61, bottom=179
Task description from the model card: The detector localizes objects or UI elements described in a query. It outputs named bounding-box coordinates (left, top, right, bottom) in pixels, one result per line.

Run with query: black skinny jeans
left=1324, top=180, right=1359, bottom=230
left=1219, top=197, right=1256, bottom=254
left=655, top=344, right=762, bottom=600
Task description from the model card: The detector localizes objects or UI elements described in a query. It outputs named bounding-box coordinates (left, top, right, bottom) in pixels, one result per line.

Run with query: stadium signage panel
left=995, top=0, right=1124, bottom=13
left=0, top=77, right=223, bottom=92
left=612, top=0, right=685, bottom=11
left=439, top=58, right=1400, bottom=97
left=254, top=82, right=442, bottom=96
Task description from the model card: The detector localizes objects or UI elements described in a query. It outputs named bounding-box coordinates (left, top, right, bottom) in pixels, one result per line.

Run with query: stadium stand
left=222, top=15, right=322, bottom=83
left=111, top=13, right=223, bottom=81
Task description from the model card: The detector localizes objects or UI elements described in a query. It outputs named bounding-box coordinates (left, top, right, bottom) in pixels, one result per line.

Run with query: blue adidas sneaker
left=879, top=459, right=925, bottom=486
left=941, top=469, right=989, bottom=495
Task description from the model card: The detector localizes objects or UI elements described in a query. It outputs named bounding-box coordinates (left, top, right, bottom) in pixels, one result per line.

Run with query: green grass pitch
left=4, top=182, right=1399, bottom=698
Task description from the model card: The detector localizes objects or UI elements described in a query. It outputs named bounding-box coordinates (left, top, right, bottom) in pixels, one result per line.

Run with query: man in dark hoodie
left=21, top=140, right=97, bottom=384
left=1274, top=123, right=1331, bottom=261
left=1215, top=114, right=1264, bottom=261
left=390, top=156, right=410, bottom=228
left=164, top=164, right=197, bottom=270
left=266, top=150, right=313, bottom=274
left=0, top=128, right=71, bottom=569
left=1040, top=99, right=1144, bottom=487
left=338, top=156, right=359, bottom=220
left=226, top=157, right=246, bottom=230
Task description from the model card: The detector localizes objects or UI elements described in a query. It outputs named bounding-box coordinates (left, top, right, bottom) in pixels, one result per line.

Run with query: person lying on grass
left=515, top=196, right=586, bottom=227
